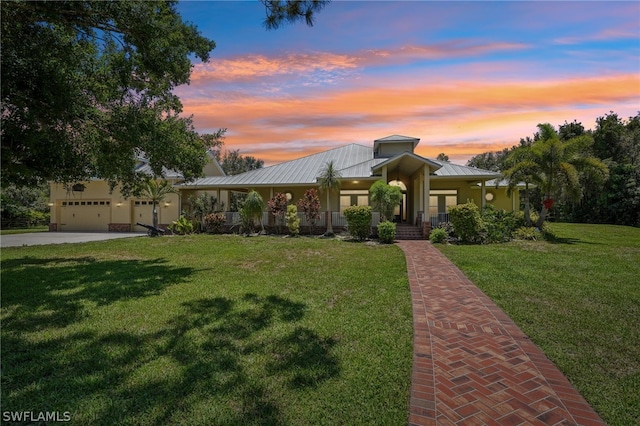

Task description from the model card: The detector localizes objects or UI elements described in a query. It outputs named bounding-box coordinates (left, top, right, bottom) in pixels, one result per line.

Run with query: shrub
left=377, top=220, right=396, bottom=244
left=170, top=215, right=194, bottom=235
left=429, top=228, right=448, bottom=244
left=481, top=206, right=518, bottom=243
left=297, top=189, right=321, bottom=234
left=448, top=202, right=485, bottom=243
left=369, top=180, right=403, bottom=222
left=514, top=226, right=539, bottom=241
left=242, top=190, right=264, bottom=233
left=204, top=212, right=226, bottom=234
left=286, top=204, right=300, bottom=236
left=343, top=205, right=372, bottom=241
left=267, top=192, right=288, bottom=234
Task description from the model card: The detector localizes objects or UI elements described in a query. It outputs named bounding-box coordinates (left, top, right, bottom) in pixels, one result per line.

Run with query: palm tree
left=502, top=146, right=541, bottom=226
left=139, top=179, right=177, bottom=229
left=518, top=123, right=608, bottom=227
left=317, top=161, right=342, bottom=236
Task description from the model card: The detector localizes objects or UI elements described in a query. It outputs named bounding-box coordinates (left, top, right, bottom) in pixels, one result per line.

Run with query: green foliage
left=429, top=228, right=448, bottom=244
left=239, top=190, right=264, bottom=234
left=377, top=221, right=396, bottom=244
left=369, top=180, right=403, bottom=222
left=297, top=189, right=321, bottom=234
left=221, top=149, right=264, bottom=176
left=286, top=204, right=300, bottom=236
left=514, top=226, right=539, bottom=241
left=170, top=215, right=194, bottom=235
left=343, top=206, right=372, bottom=241
left=1, top=1, right=217, bottom=191
left=189, top=193, right=224, bottom=232
left=0, top=184, right=50, bottom=227
left=481, top=206, right=520, bottom=243
left=448, top=202, right=485, bottom=243
left=267, top=192, right=288, bottom=234
left=204, top=212, right=226, bottom=234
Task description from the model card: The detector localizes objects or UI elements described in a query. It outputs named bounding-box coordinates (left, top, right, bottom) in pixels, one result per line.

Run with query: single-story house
left=49, top=135, right=519, bottom=237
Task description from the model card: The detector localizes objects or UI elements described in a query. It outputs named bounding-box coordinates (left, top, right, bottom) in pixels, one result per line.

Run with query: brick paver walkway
left=398, top=241, right=605, bottom=426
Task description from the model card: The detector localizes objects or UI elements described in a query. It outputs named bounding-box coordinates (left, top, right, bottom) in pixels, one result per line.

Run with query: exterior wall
left=50, top=180, right=182, bottom=232
left=376, top=142, right=415, bottom=158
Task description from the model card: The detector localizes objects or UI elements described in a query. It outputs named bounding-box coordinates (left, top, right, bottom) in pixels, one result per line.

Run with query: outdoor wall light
left=48, top=202, right=54, bottom=207
left=485, top=192, right=494, bottom=201
left=164, top=201, right=171, bottom=207
left=116, top=202, right=123, bottom=207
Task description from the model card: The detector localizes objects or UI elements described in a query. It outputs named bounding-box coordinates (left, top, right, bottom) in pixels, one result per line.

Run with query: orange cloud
left=181, top=73, right=639, bottom=166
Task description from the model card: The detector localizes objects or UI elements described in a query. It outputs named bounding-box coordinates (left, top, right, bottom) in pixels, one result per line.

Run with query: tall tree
left=436, top=153, right=449, bottom=162
left=528, top=124, right=608, bottom=227
left=221, top=150, right=265, bottom=176
left=317, top=161, right=341, bottom=236
left=1, top=1, right=216, bottom=193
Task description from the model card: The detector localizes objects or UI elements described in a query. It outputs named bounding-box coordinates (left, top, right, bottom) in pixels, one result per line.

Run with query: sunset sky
left=175, top=1, right=640, bottom=165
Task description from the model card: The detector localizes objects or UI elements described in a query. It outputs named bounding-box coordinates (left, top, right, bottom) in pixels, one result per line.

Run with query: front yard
left=1, top=236, right=413, bottom=425
left=438, top=223, right=640, bottom=426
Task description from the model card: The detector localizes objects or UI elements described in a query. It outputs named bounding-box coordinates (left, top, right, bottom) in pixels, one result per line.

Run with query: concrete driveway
left=1, top=232, right=146, bottom=248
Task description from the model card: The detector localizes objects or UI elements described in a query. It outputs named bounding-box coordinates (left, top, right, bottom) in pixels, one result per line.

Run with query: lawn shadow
left=1, top=256, right=195, bottom=330
left=1, top=292, right=340, bottom=425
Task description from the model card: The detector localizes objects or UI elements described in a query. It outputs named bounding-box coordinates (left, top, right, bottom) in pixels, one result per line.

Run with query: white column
left=382, top=165, right=388, bottom=183
left=423, top=165, right=430, bottom=224
left=481, top=181, right=486, bottom=208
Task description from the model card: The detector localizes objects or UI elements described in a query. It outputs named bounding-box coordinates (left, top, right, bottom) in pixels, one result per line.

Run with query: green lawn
left=0, top=225, right=48, bottom=235
left=437, top=223, right=640, bottom=426
left=1, top=236, right=413, bottom=425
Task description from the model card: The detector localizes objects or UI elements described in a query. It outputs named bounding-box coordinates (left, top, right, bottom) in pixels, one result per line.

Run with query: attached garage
left=59, top=200, right=111, bottom=232
left=132, top=200, right=156, bottom=232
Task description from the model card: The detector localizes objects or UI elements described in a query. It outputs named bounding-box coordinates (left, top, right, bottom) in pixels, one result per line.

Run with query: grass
left=0, top=225, right=48, bottom=235
left=1, top=235, right=412, bottom=425
left=437, top=223, right=640, bottom=426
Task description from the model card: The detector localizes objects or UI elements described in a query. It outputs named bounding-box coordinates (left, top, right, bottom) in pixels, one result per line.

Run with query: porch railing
left=430, top=213, right=450, bottom=227
left=222, top=211, right=382, bottom=229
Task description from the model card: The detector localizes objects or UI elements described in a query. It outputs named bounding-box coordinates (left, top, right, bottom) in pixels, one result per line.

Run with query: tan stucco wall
left=50, top=180, right=181, bottom=232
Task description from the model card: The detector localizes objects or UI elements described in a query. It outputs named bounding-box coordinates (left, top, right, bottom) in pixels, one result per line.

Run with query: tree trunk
left=325, top=193, right=334, bottom=235
left=524, top=184, right=531, bottom=227
left=537, top=207, right=547, bottom=228
left=152, top=203, right=159, bottom=229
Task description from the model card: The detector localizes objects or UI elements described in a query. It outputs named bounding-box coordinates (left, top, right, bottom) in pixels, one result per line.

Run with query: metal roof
left=432, top=161, right=499, bottom=179
left=179, top=143, right=501, bottom=188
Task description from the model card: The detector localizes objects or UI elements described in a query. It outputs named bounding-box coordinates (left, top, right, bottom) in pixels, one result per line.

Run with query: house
left=49, top=135, right=518, bottom=236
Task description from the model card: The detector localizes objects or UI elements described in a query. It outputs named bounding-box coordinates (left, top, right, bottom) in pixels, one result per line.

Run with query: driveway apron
left=397, top=241, right=605, bottom=426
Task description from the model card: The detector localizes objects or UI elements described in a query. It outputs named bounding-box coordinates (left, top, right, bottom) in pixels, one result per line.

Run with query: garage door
left=60, top=200, right=111, bottom=231
left=132, top=200, right=156, bottom=232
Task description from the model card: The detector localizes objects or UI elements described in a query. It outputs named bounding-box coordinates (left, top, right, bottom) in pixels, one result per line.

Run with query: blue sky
left=174, top=1, right=640, bottom=165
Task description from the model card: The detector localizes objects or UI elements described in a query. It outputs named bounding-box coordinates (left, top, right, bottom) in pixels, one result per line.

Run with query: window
left=339, top=190, right=369, bottom=212
left=429, top=190, right=458, bottom=214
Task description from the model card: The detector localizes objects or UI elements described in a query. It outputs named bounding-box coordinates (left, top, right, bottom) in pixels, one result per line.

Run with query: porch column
left=481, top=180, right=486, bottom=208
left=423, top=165, right=430, bottom=224
left=382, top=165, right=388, bottom=183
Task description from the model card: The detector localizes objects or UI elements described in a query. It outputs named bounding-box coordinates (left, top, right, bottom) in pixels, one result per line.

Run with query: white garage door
left=132, top=200, right=156, bottom=232
left=60, top=200, right=111, bottom=231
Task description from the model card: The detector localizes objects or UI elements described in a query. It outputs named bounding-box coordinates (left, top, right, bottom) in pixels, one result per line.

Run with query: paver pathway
left=398, top=241, right=605, bottom=426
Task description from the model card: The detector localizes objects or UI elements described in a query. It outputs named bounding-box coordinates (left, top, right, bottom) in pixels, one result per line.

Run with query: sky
left=174, top=1, right=640, bottom=166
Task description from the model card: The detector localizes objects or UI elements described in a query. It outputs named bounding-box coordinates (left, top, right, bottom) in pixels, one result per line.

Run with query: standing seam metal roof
left=179, top=143, right=500, bottom=187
